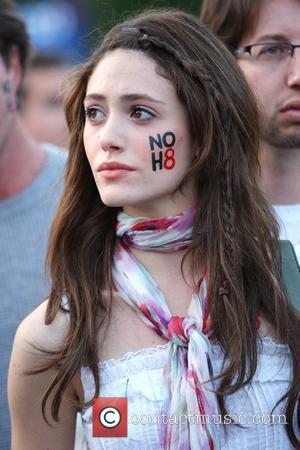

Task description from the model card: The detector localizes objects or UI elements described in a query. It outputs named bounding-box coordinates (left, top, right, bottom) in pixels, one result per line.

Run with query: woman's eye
left=85, top=107, right=105, bottom=121
left=131, top=107, right=154, bottom=121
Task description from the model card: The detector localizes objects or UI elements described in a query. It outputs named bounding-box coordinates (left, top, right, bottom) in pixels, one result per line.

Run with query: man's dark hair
left=200, top=0, right=260, bottom=50
left=0, top=0, right=30, bottom=72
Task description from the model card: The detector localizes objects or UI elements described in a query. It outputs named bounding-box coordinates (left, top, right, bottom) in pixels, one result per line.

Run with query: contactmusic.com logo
left=93, top=398, right=128, bottom=437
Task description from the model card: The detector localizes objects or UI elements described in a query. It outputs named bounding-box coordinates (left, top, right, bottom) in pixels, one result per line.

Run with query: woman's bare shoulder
left=9, top=299, right=78, bottom=450
left=15, top=298, right=70, bottom=358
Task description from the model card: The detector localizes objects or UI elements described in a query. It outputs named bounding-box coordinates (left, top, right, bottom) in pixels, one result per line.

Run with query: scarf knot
left=167, top=315, right=197, bottom=346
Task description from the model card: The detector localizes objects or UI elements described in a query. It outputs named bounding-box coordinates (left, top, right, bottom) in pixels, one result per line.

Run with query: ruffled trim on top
left=81, top=337, right=291, bottom=392
left=81, top=343, right=169, bottom=390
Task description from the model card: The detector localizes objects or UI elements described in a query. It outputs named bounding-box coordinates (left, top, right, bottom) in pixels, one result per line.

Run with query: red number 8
left=163, top=148, right=175, bottom=170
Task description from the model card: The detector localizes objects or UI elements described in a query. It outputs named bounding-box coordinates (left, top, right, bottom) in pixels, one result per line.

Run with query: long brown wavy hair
left=40, top=9, right=300, bottom=447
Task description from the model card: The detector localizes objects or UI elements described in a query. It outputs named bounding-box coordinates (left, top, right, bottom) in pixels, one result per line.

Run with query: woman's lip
left=97, top=162, right=135, bottom=179
left=97, top=162, right=134, bottom=171
left=98, top=169, right=133, bottom=179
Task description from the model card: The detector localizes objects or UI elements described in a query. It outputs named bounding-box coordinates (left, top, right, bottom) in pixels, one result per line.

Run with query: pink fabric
left=113, top=209, right=220, bottom=449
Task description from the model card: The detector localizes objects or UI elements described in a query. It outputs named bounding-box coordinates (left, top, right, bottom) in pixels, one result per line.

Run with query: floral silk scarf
left=113, top=208, right=220, bottom=449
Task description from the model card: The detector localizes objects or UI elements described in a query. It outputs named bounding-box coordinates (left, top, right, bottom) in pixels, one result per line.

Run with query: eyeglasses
left=235, top=42, right=300, bottom=63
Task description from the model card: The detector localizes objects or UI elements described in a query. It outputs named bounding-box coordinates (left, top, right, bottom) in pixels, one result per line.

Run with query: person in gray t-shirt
left=0, top=2, right=66, bottom=448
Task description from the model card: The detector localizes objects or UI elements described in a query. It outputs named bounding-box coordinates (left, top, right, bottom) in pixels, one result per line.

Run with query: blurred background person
left=20, top=53, right=71, bottom=148
left=201, top=0, right=300, bottom=261
left=0, top=1, right=66, bottom=448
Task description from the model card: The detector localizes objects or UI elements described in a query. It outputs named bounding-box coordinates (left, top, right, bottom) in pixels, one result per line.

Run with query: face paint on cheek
left=148, top=131, right=176, bottom=172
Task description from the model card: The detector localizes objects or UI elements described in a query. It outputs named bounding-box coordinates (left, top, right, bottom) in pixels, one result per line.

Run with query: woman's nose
left=97, top=116, right=125, bottom=153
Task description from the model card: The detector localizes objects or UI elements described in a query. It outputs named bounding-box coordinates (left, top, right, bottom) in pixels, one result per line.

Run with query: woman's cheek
left=83, top=128, right=97, bottom=162
left=147, top=130, right=177, bottom=173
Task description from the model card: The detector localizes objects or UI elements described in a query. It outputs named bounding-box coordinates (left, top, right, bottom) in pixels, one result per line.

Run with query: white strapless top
left=80, top=337, right=297, bottom=449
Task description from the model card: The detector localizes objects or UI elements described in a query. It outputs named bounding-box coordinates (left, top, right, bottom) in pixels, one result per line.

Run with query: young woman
left=8, top=9, right=300, bottom=450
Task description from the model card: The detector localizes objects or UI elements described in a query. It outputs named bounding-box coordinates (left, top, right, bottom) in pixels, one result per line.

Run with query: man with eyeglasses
left=201, top=0, right=300, bottom=261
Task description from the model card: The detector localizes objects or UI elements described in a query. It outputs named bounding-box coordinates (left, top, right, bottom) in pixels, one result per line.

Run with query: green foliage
left=93, top=0, right=202, bottom=34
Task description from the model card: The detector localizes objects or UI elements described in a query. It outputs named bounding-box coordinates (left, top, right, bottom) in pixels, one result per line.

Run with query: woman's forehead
left=86, top=49, right=176, bottom=101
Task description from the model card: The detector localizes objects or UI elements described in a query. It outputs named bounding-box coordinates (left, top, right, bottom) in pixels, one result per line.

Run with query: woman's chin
left=99, top=193, right=130, bottom=208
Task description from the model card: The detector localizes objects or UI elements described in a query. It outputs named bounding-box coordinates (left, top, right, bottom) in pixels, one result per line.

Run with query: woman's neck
left=131, top=247, right=201, bottom=317
left=122, top=183, right=195, bottom=218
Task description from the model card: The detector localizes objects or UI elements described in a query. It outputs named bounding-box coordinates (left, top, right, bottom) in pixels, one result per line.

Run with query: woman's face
left=83, top=48, right=195, bottom=217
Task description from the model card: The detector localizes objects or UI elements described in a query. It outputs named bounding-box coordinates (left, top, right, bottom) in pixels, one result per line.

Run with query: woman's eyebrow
left=120, top=94, right=166, bottom=104
left=84, top=93, right=165, bottom=104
